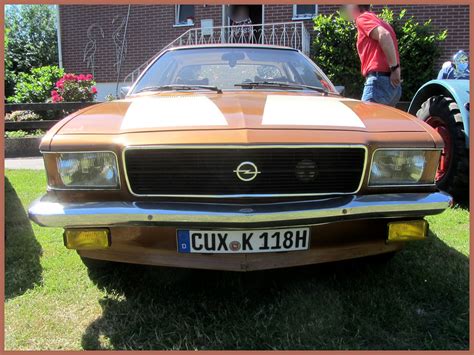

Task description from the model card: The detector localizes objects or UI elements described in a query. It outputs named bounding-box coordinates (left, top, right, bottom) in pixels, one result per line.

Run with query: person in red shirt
left=346, top=5, right=402, bottom=106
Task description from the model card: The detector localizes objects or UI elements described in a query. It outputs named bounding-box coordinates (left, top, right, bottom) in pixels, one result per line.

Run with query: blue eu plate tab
left=177, top=230, right=190, bottom=253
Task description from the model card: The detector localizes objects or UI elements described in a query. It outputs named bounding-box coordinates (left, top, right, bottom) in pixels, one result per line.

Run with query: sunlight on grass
left=5, top=170, right=105, bottom=350
left=4, top=169, right=469, bottom=350
left=426, top=207, right=470, bottom=255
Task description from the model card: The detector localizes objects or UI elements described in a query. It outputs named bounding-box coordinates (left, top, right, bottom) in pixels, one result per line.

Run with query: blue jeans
left=361, top=74, right=402, bottom=107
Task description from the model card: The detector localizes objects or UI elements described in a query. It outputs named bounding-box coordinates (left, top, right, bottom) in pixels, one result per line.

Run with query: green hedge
left=7, top=65, right=64, bottom=104
left=312, top=8, right=447, bottom=100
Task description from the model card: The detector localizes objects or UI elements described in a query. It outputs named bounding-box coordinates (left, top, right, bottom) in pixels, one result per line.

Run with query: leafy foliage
left=4, top=5, right=58, bottom=97
left=52, top=74, right=97, bottom=102
left=312, top=8, right=447, bottom=100
left=312, top=13, right=361, bottom=98
left=5, top=110, right=42, bottom=122
left=104, top=94, right=117, bottom=102
left=7, top=66, right=64, bottom=103
left=4, top=129, right=45, bottom=139
left=4, top=27, right=17, bottom=98
left=380, top=9, right=447, bottom=100
left=5, top=5, right=58, bottom=73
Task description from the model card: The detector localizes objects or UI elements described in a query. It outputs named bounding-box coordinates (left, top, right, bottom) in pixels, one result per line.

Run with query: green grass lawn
left=5, top=169, right=470, bottom=350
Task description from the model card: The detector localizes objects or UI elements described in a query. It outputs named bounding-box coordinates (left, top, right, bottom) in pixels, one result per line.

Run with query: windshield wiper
left=235, top=81, right=329, bottom=95
left=136, top=84, right=222, bottom=94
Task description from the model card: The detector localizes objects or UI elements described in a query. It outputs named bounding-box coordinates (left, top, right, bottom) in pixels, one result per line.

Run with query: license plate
left=177, top=228, right=310, bottom=254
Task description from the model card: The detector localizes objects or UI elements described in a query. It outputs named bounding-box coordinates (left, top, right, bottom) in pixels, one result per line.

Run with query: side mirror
left=119, top=86, right=131, bottom=99
left=334, top=85, right=345, bottom=95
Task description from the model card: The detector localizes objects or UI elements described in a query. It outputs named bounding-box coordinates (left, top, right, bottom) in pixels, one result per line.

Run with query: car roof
left=165, top=43, right=300, bottom=52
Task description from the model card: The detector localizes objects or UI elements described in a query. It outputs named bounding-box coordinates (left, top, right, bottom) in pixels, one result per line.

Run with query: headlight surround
left=52, top=152, right=120, bottom=189
left=369, top=149, right=441, bottom=186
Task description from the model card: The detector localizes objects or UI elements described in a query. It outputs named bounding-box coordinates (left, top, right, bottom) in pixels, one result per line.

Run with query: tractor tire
left=416, top=95, right=469, bottom=201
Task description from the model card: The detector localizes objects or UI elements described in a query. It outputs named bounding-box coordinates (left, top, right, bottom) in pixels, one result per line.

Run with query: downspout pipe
left=56, top=5, right=63, bottom=68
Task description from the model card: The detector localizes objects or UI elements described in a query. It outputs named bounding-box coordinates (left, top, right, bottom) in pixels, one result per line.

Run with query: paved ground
left=5, top=157, right=44, bottom=170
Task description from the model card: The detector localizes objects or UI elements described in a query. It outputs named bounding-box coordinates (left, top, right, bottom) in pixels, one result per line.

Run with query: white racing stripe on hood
left=262, top=95, right=365, bottom=128
left=121, top=96, right=227, bottom=129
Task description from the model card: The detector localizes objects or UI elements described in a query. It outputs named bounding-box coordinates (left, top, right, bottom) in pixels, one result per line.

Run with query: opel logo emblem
left=233, top=161, right=261, bottom=182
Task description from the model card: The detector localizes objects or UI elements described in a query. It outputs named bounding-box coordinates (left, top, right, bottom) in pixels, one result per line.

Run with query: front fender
left=408, top=79, right=470, bottom=147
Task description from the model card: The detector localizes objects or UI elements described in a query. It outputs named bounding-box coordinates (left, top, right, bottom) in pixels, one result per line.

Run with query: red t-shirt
left=356, top=12, right=400, bottom=77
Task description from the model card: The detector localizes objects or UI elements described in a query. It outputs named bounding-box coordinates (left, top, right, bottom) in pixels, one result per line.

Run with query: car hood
left=56, top=91, right=428, bottom=135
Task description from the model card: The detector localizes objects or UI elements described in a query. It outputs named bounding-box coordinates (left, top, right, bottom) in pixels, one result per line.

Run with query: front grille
left=124, top=146, right=366, bottom=197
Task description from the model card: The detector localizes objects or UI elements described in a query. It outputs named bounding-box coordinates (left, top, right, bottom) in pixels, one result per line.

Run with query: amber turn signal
left=64, top=228, right=110, bottom=250
left=387, top=220, right=428, bottom=243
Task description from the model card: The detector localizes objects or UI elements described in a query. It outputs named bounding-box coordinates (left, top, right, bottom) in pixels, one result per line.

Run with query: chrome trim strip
left=367, top=147, right=442, bottom=188
left=42, top=150, right=122, bottom=191
left=28, top=192, right=452, bottom=228
left=122, top=144, right=368, bottom=198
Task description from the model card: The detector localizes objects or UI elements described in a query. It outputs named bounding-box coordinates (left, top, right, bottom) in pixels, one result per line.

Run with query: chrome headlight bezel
left=368, top=148, right=441, bottom=187
left=46, top=151, right=121, bottom=190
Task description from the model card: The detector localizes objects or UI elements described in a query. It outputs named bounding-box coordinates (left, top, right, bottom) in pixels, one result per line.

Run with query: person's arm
left=369, top=26, right=401, bottom=87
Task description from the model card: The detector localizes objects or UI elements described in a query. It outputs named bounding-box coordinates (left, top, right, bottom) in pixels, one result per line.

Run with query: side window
left=292, top=5, right=317, bottom=20
left=175, top=5, right=195, bottom=26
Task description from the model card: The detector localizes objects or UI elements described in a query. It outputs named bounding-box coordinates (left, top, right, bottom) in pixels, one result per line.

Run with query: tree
left=4, top=27, right=16, bottom=97
left=5, top=5, right=58, bottom=97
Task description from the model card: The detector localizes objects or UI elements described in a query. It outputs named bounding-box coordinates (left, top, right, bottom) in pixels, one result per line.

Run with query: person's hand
left=390, top=67, right=401, bottom=87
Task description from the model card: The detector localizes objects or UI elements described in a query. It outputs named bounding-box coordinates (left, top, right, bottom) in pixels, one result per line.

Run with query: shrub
left=312, top=13, right=361, bottom=98
left=6, top=110, right=41, bottom=122
left=4, top=129, right=45, bottom=139
left=7, top=65, right=64, bottom=103
left=104, top=94, right=116, bottom=102
left=51, top=73, right=97, bottom=102
left=5, top=5, right=58, bottom=98
left=312, top=8, right=447, bottom=100
left=380, top=9, right=447, bottom=101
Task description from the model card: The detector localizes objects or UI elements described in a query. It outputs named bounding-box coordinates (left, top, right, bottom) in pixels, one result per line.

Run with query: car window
left=174, top=64, right=284, bottom=88
left=132, top=47, right=336, bottom=93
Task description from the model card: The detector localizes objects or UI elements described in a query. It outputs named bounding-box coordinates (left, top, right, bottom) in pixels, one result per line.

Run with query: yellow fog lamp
left=64, top=229, right=110, bottom=250
left=387, top=220, right=428, bottom=243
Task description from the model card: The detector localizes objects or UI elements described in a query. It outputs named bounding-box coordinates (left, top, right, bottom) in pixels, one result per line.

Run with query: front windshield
left=131, top=47, right=336, bottom=94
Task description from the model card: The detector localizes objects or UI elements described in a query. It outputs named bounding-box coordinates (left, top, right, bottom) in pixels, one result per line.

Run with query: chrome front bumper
left=28, top=192, right=452, bottom=228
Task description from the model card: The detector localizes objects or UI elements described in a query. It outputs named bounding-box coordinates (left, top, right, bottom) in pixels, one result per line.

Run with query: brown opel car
left=29, top=45, right=452, bottom=271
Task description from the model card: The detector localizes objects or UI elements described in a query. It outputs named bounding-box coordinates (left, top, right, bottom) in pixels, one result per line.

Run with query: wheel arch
left=408, top=80, right=470, bottom=147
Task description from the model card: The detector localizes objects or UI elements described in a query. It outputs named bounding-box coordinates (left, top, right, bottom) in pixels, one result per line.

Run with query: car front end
left=28, top=45, right=452, bottom=271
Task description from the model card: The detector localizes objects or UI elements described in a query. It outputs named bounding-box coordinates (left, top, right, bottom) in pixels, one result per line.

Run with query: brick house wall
left=59, top=4, right=469, bottom=98
left=60, top=5, right=225, bottom=85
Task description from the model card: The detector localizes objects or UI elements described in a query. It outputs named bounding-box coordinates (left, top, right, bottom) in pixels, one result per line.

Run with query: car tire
left=416, top=95, right=469, bottom=200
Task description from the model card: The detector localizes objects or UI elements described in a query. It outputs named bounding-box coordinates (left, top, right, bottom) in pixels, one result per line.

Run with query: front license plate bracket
left=177, top=227, right=310, bottom=254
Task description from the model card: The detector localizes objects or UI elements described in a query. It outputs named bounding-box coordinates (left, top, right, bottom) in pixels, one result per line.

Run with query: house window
left=175, top=5, right=195, bottom=26
left=292, top=5, right=317, bottom=20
